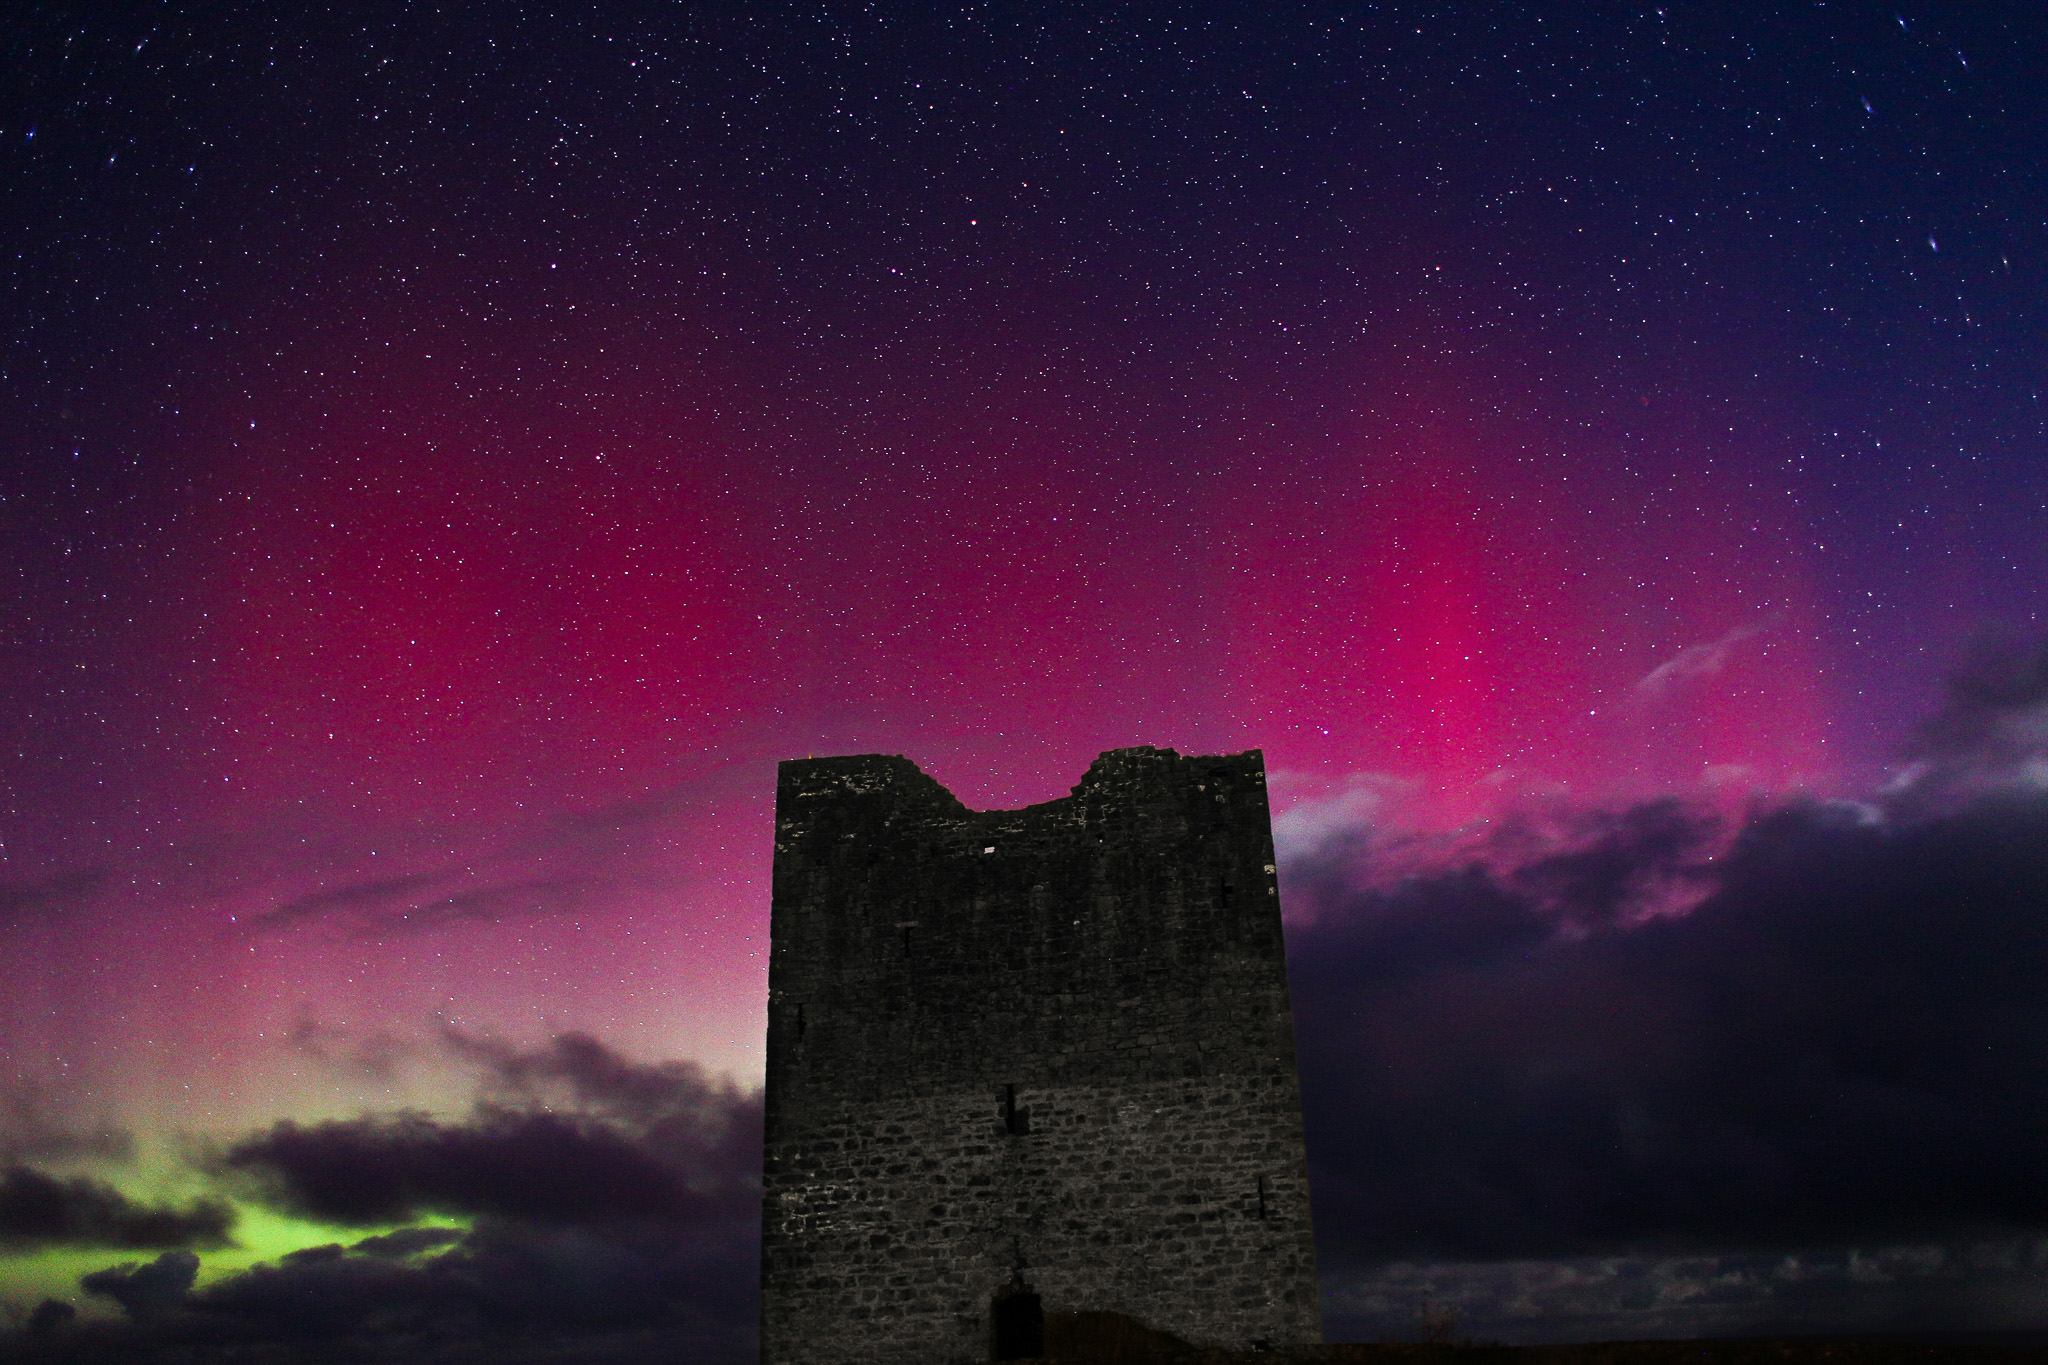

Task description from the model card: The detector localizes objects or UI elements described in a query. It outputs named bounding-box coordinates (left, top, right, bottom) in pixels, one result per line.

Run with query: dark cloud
left=175, top=1215, right=757, bottom=1348
left=222, top=1032, right=759, bottom=1231
left=349, top=1225, right=461, bottom=1259
left=1327, top=1239, right=2048, bottom=1345
left=11, top=1039, right=760, bottom=1362
left=42, top=1036, right=763, bottom=1360
left=80, top=1251, right=199, bottom=1320
left=222, top=1109, right=711, bottom=1226
left=21, top=1300, right=75, bottom=1339
left=1289, top=787, right=2048, bottom=1290
left=0, top=1166, right=234, bottom=1249
left=1894, top=632, right=2048, bottom=816
left=441, top=1028, right=751, bottom=1135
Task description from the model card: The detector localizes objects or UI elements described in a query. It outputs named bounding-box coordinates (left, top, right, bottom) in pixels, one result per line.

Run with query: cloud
left=539, top=783, right=700, bottom=853
left=0, top=1082, right=133, bottom=1165
left=440, top=1028, right=752, bottom=1137
left=285, top=1018, right=422, bottom=1083
left=221, top=1110, right=711, bottom=1226
left=1891, top=631, right=2048, bottom=815
left=1288, top=786, right=2048, bottom=1290
left=224, top=1031, right=760, bottom=1230
left=248, top=874, right=594, bottom=937
left=33, top=1037, right=762, bottom=1362
left=21, top=1298, right=76, bottom=1338
left=1498, top=798, right=1723, bottom=930
left=1270, top=772, right=1409, bottom=869
left=374, top=879, right=592, bottom=934
left=179, top=1217, right=757, bottom=1347
left=1282, top=797, right=1727, bottom=942
left=80, top=1251, right=199, bottom=1320
left=1326, top=1238, right=2048, bottom=1344
left=1634, top=619, right=1776, bottom=696
left=349, top=1226, right=461, bottom=1259
left=257, top=873, right=441, bottom=928
left=0, top=1167, right=234, bottom=1250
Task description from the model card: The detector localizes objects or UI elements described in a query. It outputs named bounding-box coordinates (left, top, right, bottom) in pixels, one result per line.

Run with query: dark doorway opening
left=991, top=1283, right=1044, bottom=1361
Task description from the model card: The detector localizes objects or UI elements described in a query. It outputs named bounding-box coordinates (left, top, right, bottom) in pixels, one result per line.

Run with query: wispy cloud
left=1634, top=617, right=1779, bottom=696
left=256, top=873, right=441, bottom=929
left=247, top=873, right=595, bottom=937
left=0, top=1080, right=133, bottom=1165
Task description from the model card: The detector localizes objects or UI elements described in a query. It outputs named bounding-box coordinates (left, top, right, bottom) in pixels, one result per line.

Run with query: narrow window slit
left=1001, top=1084, right=1030, bottom=1136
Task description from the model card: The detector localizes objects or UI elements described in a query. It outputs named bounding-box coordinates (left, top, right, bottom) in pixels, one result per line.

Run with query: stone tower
left=760, top=746, right=1320, bottom=1365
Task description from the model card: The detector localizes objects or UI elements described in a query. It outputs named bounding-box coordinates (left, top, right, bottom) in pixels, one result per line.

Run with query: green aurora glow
left=1, top=1197, right=470, bottom=1321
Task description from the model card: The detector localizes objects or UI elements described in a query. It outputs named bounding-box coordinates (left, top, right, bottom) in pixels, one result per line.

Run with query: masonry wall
left=761, top=746, right=1321, bottom=1365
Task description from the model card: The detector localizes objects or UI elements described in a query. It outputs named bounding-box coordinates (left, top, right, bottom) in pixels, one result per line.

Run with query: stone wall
left=761, top=746, right=1321, bottom=1365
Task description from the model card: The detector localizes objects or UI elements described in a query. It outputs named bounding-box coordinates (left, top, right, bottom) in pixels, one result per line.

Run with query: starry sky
left=5, top=1, right=2048, bottom=1358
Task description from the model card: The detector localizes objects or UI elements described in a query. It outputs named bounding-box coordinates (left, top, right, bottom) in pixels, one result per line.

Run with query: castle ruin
left=760, top=746, right=1320, bottom=1364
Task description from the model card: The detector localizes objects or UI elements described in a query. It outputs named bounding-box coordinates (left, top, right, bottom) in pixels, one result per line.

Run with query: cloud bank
left=5, top=1034, right=760, bottom=1364
left=0, top=1169, right=234, bottom=1252
left=1290, top=637, right=2048, bottom=1340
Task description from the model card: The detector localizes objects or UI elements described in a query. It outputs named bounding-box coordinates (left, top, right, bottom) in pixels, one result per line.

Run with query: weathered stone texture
left=761, top=746, right=1321, bottom=1365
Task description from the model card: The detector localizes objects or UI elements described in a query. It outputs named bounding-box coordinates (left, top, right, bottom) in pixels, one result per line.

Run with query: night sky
left=5, top=1, right=2048, bottom=1358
